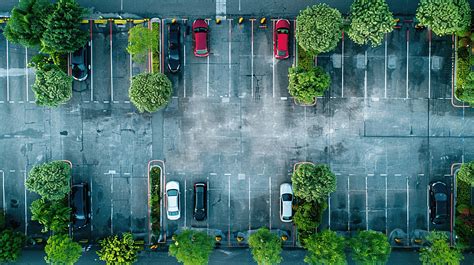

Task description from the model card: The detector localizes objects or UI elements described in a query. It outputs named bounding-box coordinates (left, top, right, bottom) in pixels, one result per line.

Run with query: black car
left=71, top=183, right=91, bottom=229
left=71, top=42, right=90, bottom=81
left=193, top=182, right=207, bottom=221
left=429, top=181, right=449, bottom=224
left=167, top=22, right=181, bottom=73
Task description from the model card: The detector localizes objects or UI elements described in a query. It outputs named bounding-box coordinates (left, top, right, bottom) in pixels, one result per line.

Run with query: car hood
left=193, top=20, right=208, bottom=29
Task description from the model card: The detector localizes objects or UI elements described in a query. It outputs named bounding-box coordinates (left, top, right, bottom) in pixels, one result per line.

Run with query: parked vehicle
left=71, top=183, right=91, bottom=229
left=192, top=19, right=209, bottom=57
left=429, top=181, right=448, bottom=224
left=280, top=183, right=293, bottom=222
left=274, top=19, right=290, bottom=59
left=193, top=182, right=207, bottom=221
left=71, top=42, right=90, bottom=81
left=166, top=181, right=181, bottom=220
left=168, top=22, right=181, bottom=73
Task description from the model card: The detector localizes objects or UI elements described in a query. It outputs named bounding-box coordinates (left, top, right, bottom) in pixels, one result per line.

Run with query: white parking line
left=328, top=194, right=331, bottom=229
left=0, top=170, right=4, bottom=216
left=110, top=21, right=115, bottom=103
left=206, top=55, right=210, bottom=97
left=406, top=29, right=409, bottom=99
left=207, top=176, right=210, bottom=234
left=23, top=171, right=27, bottom=235
left=227, top=173, right=230, bottom=246
left=90, top=24, right=94, bottom=102
left=428, top=30, right=432, bottom=99
left=406, top=176, right=409, bottom=237
left=184, top=178, right=187, bottom=227
left=248, top=175, right=251, bottom=231
left=364, top=50, right=368, bottom=99
left=228, top=19, right=232, bottom=97
left=365, top=175, right=368, bottom=230
left=341, top=32, right=344, bottom=98
left=90, top=172, right=93, bottom=232
left=183, top=19, right=187, bottom=98
left=347, top=175, right=350, bottom=231
left=6, top=39, right=9, bottom=102
left=109, top=171, right=114, bottom=234
left=384, top=174, right=388, bottom=234
left=384, top=34, right=387, bottom=98
left=251, top=19, right=254, bottom=98
left=272, top=20, right=275, bottom=98
left=269, top=175, right=271, bottom=229
left=25, top=47, right=29, bottom=102
left=426, top=184, right=430, bottom=231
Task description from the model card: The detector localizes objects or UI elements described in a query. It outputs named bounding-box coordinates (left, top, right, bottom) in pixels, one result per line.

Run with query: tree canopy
left=419, top=232, right=463, bottom=265
left=416, top=0, right=471, bottom=36
left=292, top=163, right=336, bottom=203
left=31, top=198, right=71, bottom=233
left=350, top=230, right=391, bottom=265
left=0, top=229, right=25, bottom=263
left=97, top=232, right=141, bottom=265
left=248, top=228, right=283, bottom=265
left=348, top=0, right=395, bottom=47
left=127, top=25, right=158, bottom=63
left=457, top=161, right=474, bottom=186
left=168, top=230, right=215, bottom=265
left=293, top=200, right=327, bottom=241
left=304, top=230, right=347, bottom=265
left=296, top=4, right=342, bottom=55
left=25, top=161, right=71, bottom=201
left=129, top=72, right=173, bottom=113
left=288, top=66, right=330, bottom=105
left=44, top=234, right=82, bottom=265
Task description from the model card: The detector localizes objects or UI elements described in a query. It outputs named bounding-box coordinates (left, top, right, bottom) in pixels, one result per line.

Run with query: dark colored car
left=192, top=19, right=209, bottom=57
left=193, top=182, right=207, bottom=221
left=71, top=41, right=90, bottom=81
left=71, top=183, right=91, bottom=229
left=429, top=181, right=449, bottom=224
left=168, top=22, right=181, bottom=73
left=274, top=19, right=290, bottom=59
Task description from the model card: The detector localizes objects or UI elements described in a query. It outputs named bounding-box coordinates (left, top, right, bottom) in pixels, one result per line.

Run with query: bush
left=150, top=167, right=161, bottom=237
left=416, top=0, right=471, bottom=36
left=294, top=200, right=327, bottom=242
left=129, top=72, right=172, bottom=113
left=288, top=66, right=330, bottom=105
left=25, top=161, right=71, bottom=201
left=348, top=0, right=395, bottom=47
left=350, top=230, right=391, bottom=265
left=291, top=163, right=336, bottom=203
left=304, top=230, right=346, bottom=265
left=455, top=206, right=474, bottom=246
left=297, top=44, right=313, bottom=71
left=248, top=228, right=282, bottom=265
left=31, top=198, right=71, bottom=233
left=152, top=22, right=160, bottom=73
left=458, top=162, right=474, bottom=186
left=296, top=4, right=342, bottom=55
left=419, top=232, right=463, bottom=265
left=31, top=59, right=73, bottom=107
left=0, top=229, right=25, bottom=262
left=127, top=25, right=158, bottom=63
left=3, top=0, right=51, bottom=48
left=44, top=234, right=82, bottom=265
left=97, top=232, right=141, bottom=264
left=168, top=230, right=215, bottom=265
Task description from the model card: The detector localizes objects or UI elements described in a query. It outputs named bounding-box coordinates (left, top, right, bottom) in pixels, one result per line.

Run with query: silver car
left=280, top=183, right=293, bottom=222
left=166, top=181, right=181, bottom=220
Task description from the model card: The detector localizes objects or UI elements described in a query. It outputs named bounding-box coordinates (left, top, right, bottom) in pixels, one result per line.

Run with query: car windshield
left=435, top=193, right=447, bottom=201
left=196, top=49, right=208, bottom=55
left=169, top=52, right=179, bottom=60
left=283, top=216, right=291, bottom=220
left=282, top=194, right=292, bottom=201
left=194, top=27, right=207, bottom=33
left=169, top=211, right=179, bottom=216
left=277, top=28, right=289, bottom=34
left=278, top=50, right=286, bottom=56
left=168, top=189, right=178, bottom=196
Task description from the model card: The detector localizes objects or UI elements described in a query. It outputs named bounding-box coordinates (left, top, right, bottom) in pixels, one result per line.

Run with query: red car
left=192, top=19, right=209, bottom=57
left=274, top=19, right=290, bottom=59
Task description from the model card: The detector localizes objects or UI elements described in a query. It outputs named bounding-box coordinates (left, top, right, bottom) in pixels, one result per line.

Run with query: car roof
left=277, top=33, right=288, bottom=52
left=195, top=32, right=207, bottom=50
left=282, top=201, right=292, bottom=217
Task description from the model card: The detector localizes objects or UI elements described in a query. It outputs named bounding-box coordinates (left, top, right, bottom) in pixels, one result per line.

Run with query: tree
left=44, top=234, right=82, bottom=265
left=127, top=25, right=158, bottom=63
left=25, top=161, right=71, bottom=201
left=416, top=0, right=471, bottom=36
left=31, top=198, right=71, bottom=233
left=419, top=232, right=463, bottom=265
left=293, top=200, right=327, bottom=241
left=457, top=161, right=474, bottom=186
left=168, top=229, right=215, bottom=265
left=288, top=66, right=330, bottom=105
left=304, top=230, right=346, bottom=265
left=348, top=0, right=395, bottom=47
left=97, top=232, right=141, bottom=264
left=350, top=230, right=391, bottom=265
left=296, top=4, right=342, bottom=55
left=3, top=0, right=51, bottom=48
left=248, top=227, right=282, bottom=265
left=292, top=163, right=336, bottom=203
left=41, top=0, right=88, bottom=54
left=129, top=72, right=172, bottom=113
left=0, top=229, right=25, bottom=262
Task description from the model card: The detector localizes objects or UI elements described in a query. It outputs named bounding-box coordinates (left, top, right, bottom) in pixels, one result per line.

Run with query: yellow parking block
left=114, top=19, right=127, bottom=25
left=94, top=19, right=108, bottom=24
left=81, top=19, right=89, bottom=24
left=132, top=19, right=147, bottom=24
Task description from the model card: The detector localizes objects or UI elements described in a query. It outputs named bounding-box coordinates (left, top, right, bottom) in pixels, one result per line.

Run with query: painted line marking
left=110, top=21, right=114, bottom=103
left=206, top=55, right=210, bottom=97
left=130, top=173, right=133, bottom=230
left=385, top=174, right=388, bottom=234
left=90, top=21, right=94, bottom=102
left=23, top=171, right=27, bottom=235
left=328, top=193, right=331, bottom=229
left=347, top=175, right=350, bottom=231
left=365, top=175, right=368, bottom=230
left=6, top=39, right=9, bottom=102
left=406, top=177, right=409, bottom=239
left=406, top=29, right=409, bottom=99
left=183, top=19, right=187, bottom=98
left=384, top=33, right=387, bottom=98
left=364, top=50, right=368, bottom=99
left=110, top=172, right=114, bottom=234
left=269, top=175, right=272, bottom=229
left=0, top=170, right=4, bottom=216
left=341, top=31, right=345, bottom=98
left=251, top=19, right=254, bottom=98
left=228, top=173, right=231, bottom=247
left=184, top=178, right=187, bottom=227
left=272, top=20, right=275, bottom=98
left=229, top=19, right=232, bottom=97
left=248, top=174, right=251, bottom=231
left=428, top=30, right=431, bottom=99
left=207, top=176, right=210, bottom=234
left=25, top=47, right=29, bottom=102
left=90, top=171, right=93, bottom=232
left=426, top=185, right=430, bottom=232
left=293, top=20, right=296, bottom=66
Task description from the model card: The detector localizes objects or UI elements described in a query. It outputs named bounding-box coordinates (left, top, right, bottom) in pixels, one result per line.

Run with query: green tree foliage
left=292, top=163, right=336, bottom=203
left=296, top=4, right=342, bottom=55
left=168, top=230, right=215, bottom=265
left=97, top=232, right=141, bottom=265
left=304, top=230, right=346, bottom=265
left=31, top=198, right=71, bottom=233
left=248, top=228, right=282, bottom=265
left=127, top=25, right=158, bottom=63
left=294, top=200, right=327, bottom=241
left=129, top=72, right=172, bottom=113
left=25, top=161, right=71, bottom=201
left=419, top=232, right=463, bottom=265
left=0, top=229, right=25, bottom=262
left=348, top=0, right=395, bottom=47
left=458, top=161, right=474, bottom=186
left=288, top=66, right=330, bottom=105
left=3, top=0, right=51, bottom=47
left=44, top=234, right=82, bottom=265
left=350, top=230, right=391, bottom=265
left=416, top=0, right=471, bottom=36
left=41, top=0, right=88, bottom=54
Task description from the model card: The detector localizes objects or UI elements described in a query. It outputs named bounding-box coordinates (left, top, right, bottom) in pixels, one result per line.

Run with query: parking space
left=408, top=28, right=429, bottom=99
left=0, top=32, right=6, bottom=102
left=230, top=20, right=252, bottom=98
left=318, top=34, right=343, bottom=98
left=430, top=34, right=452, bottom=99
left=111, top=23, right=131, bottom=103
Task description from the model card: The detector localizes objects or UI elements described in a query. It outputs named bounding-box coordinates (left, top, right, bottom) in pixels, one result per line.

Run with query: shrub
left=455, top=206, right=474, bottom=246
left=127, top=25, right=158, bottom=63
left=25, top=161, right=71, bottom=201
left=416, top=0, right=471, bottom=36
left=304, top=230, right=346, bottom=265
left=97, top=232, right=141, bottom=264
left=129, top=72, right=172, bottom=113
left=458, top=162, right=474, bottom=186
left=169, top=230, right=215, bottom=265
left=150, top=167, right=161, bottom=237
left=297, top=44, right=313, bottom=71
left=350, top=230, right=391, bottom=265
left=419, top=232, right=463, bottom=265
left=248, top=228, right=282, bottom=265
left=296, top=4, right=342, bottom=55
left=30, top=198, right=71, bottom=233
left=0, top=229, right=25, bottom=262
left=3, top=0, right=51, bottom=48
left=291, top=163, right=336, bottom=203
left=288, top=66, right=331, bottom=105
left=44, top=234, right=82, bottom=265
left=294, top=200, right=327, bottom=242
left=458, top=73, right=474, bottom=105
left=348, top=0, right=395, bottom=47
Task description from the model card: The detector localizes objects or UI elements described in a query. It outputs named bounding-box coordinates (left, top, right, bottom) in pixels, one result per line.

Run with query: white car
left=280, top=183, right=293, bottom=222
left=166, top=181, right=181, bottom=220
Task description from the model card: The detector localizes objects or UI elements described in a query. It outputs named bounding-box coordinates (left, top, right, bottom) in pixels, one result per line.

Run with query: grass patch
left=456, top=35, right=474, bottom=106
left=151, top=22, right=160, bottom=73
left=297, top=44, right=314, bottom=71
left=150, top=166, right=161, bottom=239
left=456, top=178, right=474, bottom=246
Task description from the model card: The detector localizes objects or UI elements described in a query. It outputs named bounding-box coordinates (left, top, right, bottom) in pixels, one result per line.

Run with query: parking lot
left=0, top=17, right=473, bottom=246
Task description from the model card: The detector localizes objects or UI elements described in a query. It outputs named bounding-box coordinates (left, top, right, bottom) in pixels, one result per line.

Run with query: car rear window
left=278, top=50, right=286, bottom=56
left=282, top=194, right=292, bottom=201
left=196, top=49, right=208, bottom=55
left=168, top=189, right=178, bottom=196
left=435, top=193, right=447, bottom=201
left=277, top=28, right=289, bottom=34
left=169, top=211, right=179, bottom=216
left=194, top=27, right=208, bottom=33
